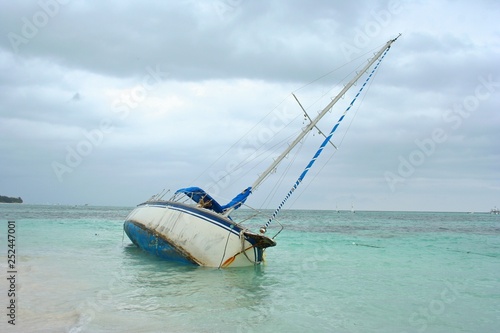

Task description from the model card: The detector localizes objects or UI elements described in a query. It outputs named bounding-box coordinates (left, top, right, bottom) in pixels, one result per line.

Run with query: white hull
left=124, top=201, right=275, bottom=268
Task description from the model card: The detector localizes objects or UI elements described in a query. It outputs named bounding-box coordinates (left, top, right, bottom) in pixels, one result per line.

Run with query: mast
left=250, top=35, right=400, bottom=192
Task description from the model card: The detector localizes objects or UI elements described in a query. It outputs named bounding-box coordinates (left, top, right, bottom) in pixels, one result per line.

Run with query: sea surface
left=0, top=204, right=498, bottom=332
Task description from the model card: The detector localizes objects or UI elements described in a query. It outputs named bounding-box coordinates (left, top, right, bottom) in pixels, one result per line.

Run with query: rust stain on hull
left=125, top=220, right=202, bottom=266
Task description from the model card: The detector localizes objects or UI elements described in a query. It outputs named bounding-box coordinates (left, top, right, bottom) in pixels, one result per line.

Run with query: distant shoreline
left=0, top=203, right=496, bottom=214
left=0, top=195, right=23, bottom=203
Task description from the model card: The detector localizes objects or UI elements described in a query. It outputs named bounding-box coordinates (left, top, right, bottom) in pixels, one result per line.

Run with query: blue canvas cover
left=221, top=187, right=252, bottom=211
left=175, top=187, right=224, bottom=213
left=175, top=186, right=252, bottom=214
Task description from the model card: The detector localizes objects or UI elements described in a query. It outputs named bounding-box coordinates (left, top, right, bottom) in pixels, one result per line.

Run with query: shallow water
left=0, top=205, right=498, bottom=332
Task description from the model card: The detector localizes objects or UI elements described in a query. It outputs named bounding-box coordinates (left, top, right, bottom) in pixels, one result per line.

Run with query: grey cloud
left=0, top=0, right=499, bottom=211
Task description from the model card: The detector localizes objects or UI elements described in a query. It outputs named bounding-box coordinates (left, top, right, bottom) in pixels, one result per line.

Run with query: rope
left=241, top=232, right=256, bottom=264
left=218, top=230, right=232, bottom=269
left=261, top=46, right=392, bottom=232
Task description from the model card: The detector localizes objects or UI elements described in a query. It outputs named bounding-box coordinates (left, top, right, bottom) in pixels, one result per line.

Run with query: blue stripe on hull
left=123, top=220, right=199, bottom=266
left=169, top=205, right=240, bottom=237
left=143, top=201, right=244, bottom=237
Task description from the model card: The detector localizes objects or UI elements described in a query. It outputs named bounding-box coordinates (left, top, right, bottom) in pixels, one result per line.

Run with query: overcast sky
left=1, top=0, right=499, bottom=212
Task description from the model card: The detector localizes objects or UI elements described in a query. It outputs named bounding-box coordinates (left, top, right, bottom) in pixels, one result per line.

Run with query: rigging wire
left=222, top=127, right=299, bottom=181
left=155, top=43, right=387, bottom=199
left=184, top=44, right=386, bottom=197
left=198, top=102, right=305, bottom=197
left=289, top=59, right=382, bottom=208
left=252, top=52, right=382, bottom=207
left=262, top=45, right=393, bottom=231
left=189, top=94, right=293, bottom=186
left=292, top=42, right=387, bottom=93
left=260, top=130, right=309, bottom=209
left=204, top=120, right=303, bottom=201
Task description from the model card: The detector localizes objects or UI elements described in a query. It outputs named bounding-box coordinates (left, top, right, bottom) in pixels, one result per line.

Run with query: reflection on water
left=117, top=243, right=277, bottom=330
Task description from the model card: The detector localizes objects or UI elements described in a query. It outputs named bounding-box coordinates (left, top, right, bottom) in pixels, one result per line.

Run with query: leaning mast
left=250, top=35, right=400, bottom=192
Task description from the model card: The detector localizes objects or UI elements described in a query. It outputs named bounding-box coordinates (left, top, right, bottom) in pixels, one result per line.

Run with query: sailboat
left=123, top=35, right=400, bottom=267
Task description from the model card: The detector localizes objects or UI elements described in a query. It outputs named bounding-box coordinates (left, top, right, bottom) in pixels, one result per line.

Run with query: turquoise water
left=0, top=204, right=499, bottom=332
